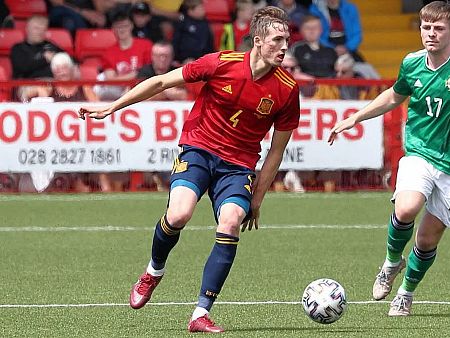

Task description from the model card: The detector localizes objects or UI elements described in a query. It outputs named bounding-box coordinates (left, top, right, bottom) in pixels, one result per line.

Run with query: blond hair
left=249, top=6, right=289, bottom=40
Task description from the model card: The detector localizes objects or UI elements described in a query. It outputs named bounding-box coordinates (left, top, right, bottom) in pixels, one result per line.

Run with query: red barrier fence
left=0, top=78, right=405, bottom=193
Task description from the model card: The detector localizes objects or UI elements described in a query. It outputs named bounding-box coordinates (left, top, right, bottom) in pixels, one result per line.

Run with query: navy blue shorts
left=170, top=145, right=255, bottom=223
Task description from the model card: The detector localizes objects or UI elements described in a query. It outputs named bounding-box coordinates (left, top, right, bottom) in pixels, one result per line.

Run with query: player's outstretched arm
left=79, top=68, right=186, bottom=120
left=242, top=129, right=293, bottom=232
left=328, top=87, right=407, bottom=145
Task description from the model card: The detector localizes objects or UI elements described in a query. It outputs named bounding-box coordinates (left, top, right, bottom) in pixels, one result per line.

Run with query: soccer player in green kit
left=328, top=1, right=450, bottom=316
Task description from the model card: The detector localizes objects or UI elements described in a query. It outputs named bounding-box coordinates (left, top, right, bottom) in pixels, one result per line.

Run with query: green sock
left=401, top=246, right=436, bottom=293
left=386, top=213, right=414, bottom=263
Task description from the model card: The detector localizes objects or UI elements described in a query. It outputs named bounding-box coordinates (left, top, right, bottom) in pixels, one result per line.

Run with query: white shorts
left=393, top=156, right=450, bottom=227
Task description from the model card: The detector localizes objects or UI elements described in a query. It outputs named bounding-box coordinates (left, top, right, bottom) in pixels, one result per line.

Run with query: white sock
left=383, top=258, right=402, bottom=268
left=191, top=307, right=209, bottom=321
left=398, top=287, right=413, bottom=297
left=146, top=260, right=165, bottom=277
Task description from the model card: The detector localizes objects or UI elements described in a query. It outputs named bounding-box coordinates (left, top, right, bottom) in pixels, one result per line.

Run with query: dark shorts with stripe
left=170, top=145, right=255, bottom=223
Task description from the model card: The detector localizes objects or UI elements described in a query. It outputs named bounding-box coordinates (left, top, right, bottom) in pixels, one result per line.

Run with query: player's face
left=258, top=23, right=290, bottom=66
left=420, top=19, right=450, bottom=54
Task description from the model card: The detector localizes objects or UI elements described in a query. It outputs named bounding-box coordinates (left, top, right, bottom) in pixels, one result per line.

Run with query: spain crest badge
left=256, top=97, right=274, bottom=115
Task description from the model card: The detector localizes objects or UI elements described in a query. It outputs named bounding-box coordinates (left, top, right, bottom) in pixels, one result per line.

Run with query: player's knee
left=394, top=205, right=419, bottom=223
left=167, top=208, right=193, bottom=228
left=415, top=232, right=440, bottom=251
left=218, top=205, right=246, bottom=232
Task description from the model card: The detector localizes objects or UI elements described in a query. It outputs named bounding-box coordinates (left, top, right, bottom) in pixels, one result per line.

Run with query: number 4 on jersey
left=229, top=110, right=243, bottom=127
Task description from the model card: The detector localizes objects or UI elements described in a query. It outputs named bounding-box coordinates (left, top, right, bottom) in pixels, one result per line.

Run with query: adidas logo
left=414, top=79, right=423, bottom=87
left=221, top=85, right=232, bottom=94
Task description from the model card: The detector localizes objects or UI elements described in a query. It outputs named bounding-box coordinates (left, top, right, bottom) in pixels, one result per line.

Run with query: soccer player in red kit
left=79, top=6, right=299, bottom=333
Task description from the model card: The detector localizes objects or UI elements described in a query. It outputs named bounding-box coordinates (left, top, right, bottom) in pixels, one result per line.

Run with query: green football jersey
left=393, top=49, right=450, bottom=174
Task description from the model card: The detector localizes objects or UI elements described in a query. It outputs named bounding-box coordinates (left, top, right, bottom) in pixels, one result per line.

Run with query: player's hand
left=78, top=106, right=113, bottom=120
left=241, top=207, right=260, bottom=232
left=327, top=115, right=357, bottom=145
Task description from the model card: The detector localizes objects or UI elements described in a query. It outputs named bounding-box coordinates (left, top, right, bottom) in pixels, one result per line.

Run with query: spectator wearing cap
left=131, top=2, right=168, bottom=43
left=94, top=9, right=152, bottom=101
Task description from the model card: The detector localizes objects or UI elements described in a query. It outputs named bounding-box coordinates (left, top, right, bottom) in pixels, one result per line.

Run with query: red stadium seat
left=204, top=0, right=231, bottom=22
left=74, top=29, right=117, bottom=61
left=209, top=22, right=225, bottom=51
left=0, top=65, right=11, bottom=101
left=0, top=56, right=12, bottom=79
left=13, top=19, right=27, bottom=32
left=5, top=0, right=47, bottom=19
left=46, top=28, right=74, bottom=56
left=81, top=57, right=103, bottom=71
left=79, top=62, right=99, bottom=80
left=0, top=29, right=25, bottom=56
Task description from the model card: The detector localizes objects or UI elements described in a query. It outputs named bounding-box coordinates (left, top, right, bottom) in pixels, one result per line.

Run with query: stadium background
left=3, top=1, right=450, bottom=337
left=0, top=0, right=421, bottom=193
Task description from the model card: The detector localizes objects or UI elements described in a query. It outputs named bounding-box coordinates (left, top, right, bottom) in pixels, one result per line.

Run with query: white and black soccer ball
left=302, top=278, right=347, bottom=324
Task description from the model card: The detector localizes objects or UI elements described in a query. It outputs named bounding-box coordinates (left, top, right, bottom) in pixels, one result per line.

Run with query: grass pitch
left=1, top=192, right=449, bottom=337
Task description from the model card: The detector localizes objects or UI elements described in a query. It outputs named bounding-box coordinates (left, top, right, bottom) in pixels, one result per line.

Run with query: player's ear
left=253, top=36, right=262, bottom=47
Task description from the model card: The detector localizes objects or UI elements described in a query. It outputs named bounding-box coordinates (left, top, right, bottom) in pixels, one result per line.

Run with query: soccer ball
left=302, top=278, right=347, bottom=324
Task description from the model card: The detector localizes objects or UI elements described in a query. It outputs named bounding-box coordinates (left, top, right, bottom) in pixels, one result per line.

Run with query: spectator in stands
left=282, top=51, right=314, bottom=80
left=274, top=0, right=309, bottom=30
left=137, top=41, right=188, bottom=100
left=130, top=2, right=168, bottom=43
left=21, top=52, right=98, bottom=102
left=50, top=52, right=98, bottom=102
left=220, top=0, right=255, bottom=51
left=11, top=15, right=62, bottom=79
left=334, top=53, right=361, bottom=99
left=172, top=0, right=214, bottom=65
left=290, top=15, right=338, bottom=98
left=290, top=15, right=337, bottom=78
left=46, top=0, right=116, bottom=36
left=94, top=9, right=152, bottom=101
left=309, top=0, right=363, bottom=61
left=10, top=15, right=63, bottom=102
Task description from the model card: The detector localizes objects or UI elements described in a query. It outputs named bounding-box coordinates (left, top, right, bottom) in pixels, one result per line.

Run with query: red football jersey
left=181, top=51, right=300, bottom=170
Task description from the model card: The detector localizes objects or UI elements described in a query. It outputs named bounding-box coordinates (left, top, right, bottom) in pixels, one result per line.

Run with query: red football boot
left=129, top=272, right=163, bottom=309
left=188, top=315, right=224, bottom=333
